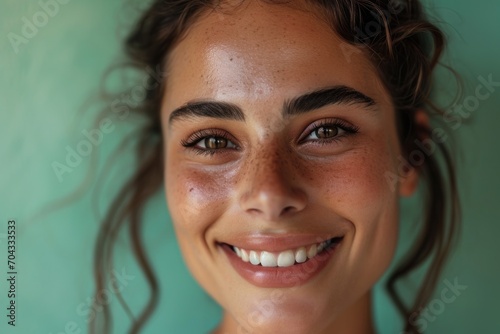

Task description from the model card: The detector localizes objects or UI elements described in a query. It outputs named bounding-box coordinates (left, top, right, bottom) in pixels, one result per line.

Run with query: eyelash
left=180, top=129, right=234, bottom=156
left=299, top=118, right=359, bottom=145
left=180, top=118, right=359, bottom=156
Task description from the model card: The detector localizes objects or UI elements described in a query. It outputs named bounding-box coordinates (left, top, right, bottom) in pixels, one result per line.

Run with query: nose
left=238, top=146, right=307, bottom=221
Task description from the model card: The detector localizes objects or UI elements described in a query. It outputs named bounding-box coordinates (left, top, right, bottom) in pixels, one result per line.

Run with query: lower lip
left=220, top=241, right=341, bottom=288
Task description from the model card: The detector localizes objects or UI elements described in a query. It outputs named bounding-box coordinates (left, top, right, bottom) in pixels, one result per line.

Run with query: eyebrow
left=168, top=85, right=376, bottom=125
left=169, top=101, right=244, bottom=125
left=283, top=85, right=376, bottom=117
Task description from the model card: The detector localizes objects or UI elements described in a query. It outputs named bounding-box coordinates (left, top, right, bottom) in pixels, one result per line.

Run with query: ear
left=398, top=109, right=429, bottom=197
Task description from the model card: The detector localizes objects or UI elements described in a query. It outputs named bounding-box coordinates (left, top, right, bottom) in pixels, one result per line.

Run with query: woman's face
left=162, top=2, right=417, bottom=333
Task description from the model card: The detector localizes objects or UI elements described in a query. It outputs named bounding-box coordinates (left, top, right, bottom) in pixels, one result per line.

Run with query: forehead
left=163, top=1, right=389, bottom=112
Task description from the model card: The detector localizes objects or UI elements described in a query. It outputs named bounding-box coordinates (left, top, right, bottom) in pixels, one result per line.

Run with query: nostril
left=282, top=206, right=296, bottom=214
left=245, top=206, right=297, bottom=220
left=247, top=208, right=262, bottom=215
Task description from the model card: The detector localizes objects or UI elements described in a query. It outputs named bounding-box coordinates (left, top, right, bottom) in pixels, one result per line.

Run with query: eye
left=300, top=118, right=359, bottom=144
left=181, top=129, right=238, bottom=155
left=197, top=136, right=236, bottom=150
left=307, top=125, right=340, bottom=140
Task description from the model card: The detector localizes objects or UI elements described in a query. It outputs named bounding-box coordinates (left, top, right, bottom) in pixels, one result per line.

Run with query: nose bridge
left=252, top=141, right=286, bottom=188
left=238, top=139, right=307, bottom=220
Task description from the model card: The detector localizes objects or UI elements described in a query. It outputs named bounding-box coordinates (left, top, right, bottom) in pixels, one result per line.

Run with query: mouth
left=219, top=236, right=344, bottom=288
left=227, top=237, right=342, bottom=268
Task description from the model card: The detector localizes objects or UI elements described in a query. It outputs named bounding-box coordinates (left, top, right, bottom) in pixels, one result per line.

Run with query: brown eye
left=181, top=130, right=238, bottom=154
left=314, top=126, right=338, bottom=139
left=204, top=137, right=228, bottom=149
left=301, top=119, right=358, bottom=144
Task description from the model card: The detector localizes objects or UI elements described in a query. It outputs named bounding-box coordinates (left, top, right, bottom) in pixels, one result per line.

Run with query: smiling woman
left=91, top=0, right=460, bottom=333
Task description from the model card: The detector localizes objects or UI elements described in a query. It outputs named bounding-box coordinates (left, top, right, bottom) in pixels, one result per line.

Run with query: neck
left=212, top=291, right=376, bottom=334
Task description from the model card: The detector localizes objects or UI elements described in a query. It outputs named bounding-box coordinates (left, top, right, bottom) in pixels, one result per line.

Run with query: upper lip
left=218, top=233, right=344, bottom=252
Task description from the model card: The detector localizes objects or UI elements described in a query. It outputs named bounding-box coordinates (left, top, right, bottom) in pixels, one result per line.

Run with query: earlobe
left=398, top=109, right=429, bottom=197
left=398, top=167, right=419, bottom=197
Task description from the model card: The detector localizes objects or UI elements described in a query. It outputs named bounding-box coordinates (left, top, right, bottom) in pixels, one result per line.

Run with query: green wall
left=1, top=0, right=499, bottom=333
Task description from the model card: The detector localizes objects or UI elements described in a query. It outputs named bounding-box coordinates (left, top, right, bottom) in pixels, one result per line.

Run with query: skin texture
left=161, top=2, right=419, bottom=333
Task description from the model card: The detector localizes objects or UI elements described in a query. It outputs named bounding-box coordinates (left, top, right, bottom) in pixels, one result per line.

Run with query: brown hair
left=91, top=0, right=461, bottom=333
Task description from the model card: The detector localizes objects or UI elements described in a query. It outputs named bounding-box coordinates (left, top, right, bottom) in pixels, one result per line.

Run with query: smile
left=220, top=236, right=344, bottom=288
left=231, top=237, right=342, bottom=268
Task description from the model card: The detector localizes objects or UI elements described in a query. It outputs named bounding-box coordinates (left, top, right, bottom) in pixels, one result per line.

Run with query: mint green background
left=1, top=0, right=499, bottom=333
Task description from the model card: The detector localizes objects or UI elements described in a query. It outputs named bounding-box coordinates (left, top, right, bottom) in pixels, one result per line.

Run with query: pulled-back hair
left=91, top=1, right=461, bottom=333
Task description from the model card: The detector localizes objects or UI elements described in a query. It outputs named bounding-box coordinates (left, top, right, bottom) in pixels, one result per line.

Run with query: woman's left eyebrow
left=168, top=85, right=376, bottom=126
left=284, top=85, right=376, bottom=117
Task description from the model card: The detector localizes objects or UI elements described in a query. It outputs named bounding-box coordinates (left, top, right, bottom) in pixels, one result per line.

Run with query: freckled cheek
left=165, top=167, right=232, bottom=232
left=303, top=152, right=395, bottom=209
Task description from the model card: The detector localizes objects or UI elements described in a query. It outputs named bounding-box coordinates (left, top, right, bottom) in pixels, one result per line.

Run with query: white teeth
left=307, top=244, right=317, bottom=259
left=249, top=251, right=260, bottom=265
left=241, top=249, right=249, bottom=262
left=231, top=238, right=337, bottom=267
left=277, top=250, right=295, bottom=267
left=295, top=247, right=307, bottom=263
left=260, top=251, right=277, bottom=267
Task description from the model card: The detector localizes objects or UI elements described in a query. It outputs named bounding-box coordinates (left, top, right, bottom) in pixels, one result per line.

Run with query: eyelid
left=180, top=128, right=239, bottom=149
left=298, top=118, right=359, bottom=143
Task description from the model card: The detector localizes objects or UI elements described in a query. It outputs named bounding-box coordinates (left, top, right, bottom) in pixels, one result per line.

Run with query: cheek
left=303, top=144, right=399, bottom=271
left=304, top=146, right=396, bottom=210
left=164, top=162, right=236, bottom=298
left=165, top=163, right=232, bottom=234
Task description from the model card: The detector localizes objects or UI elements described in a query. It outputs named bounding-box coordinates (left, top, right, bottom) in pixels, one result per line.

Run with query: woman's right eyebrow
left=168, top=85, right=377, bottom=126
left=168, top=101, right=245, bottom=126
